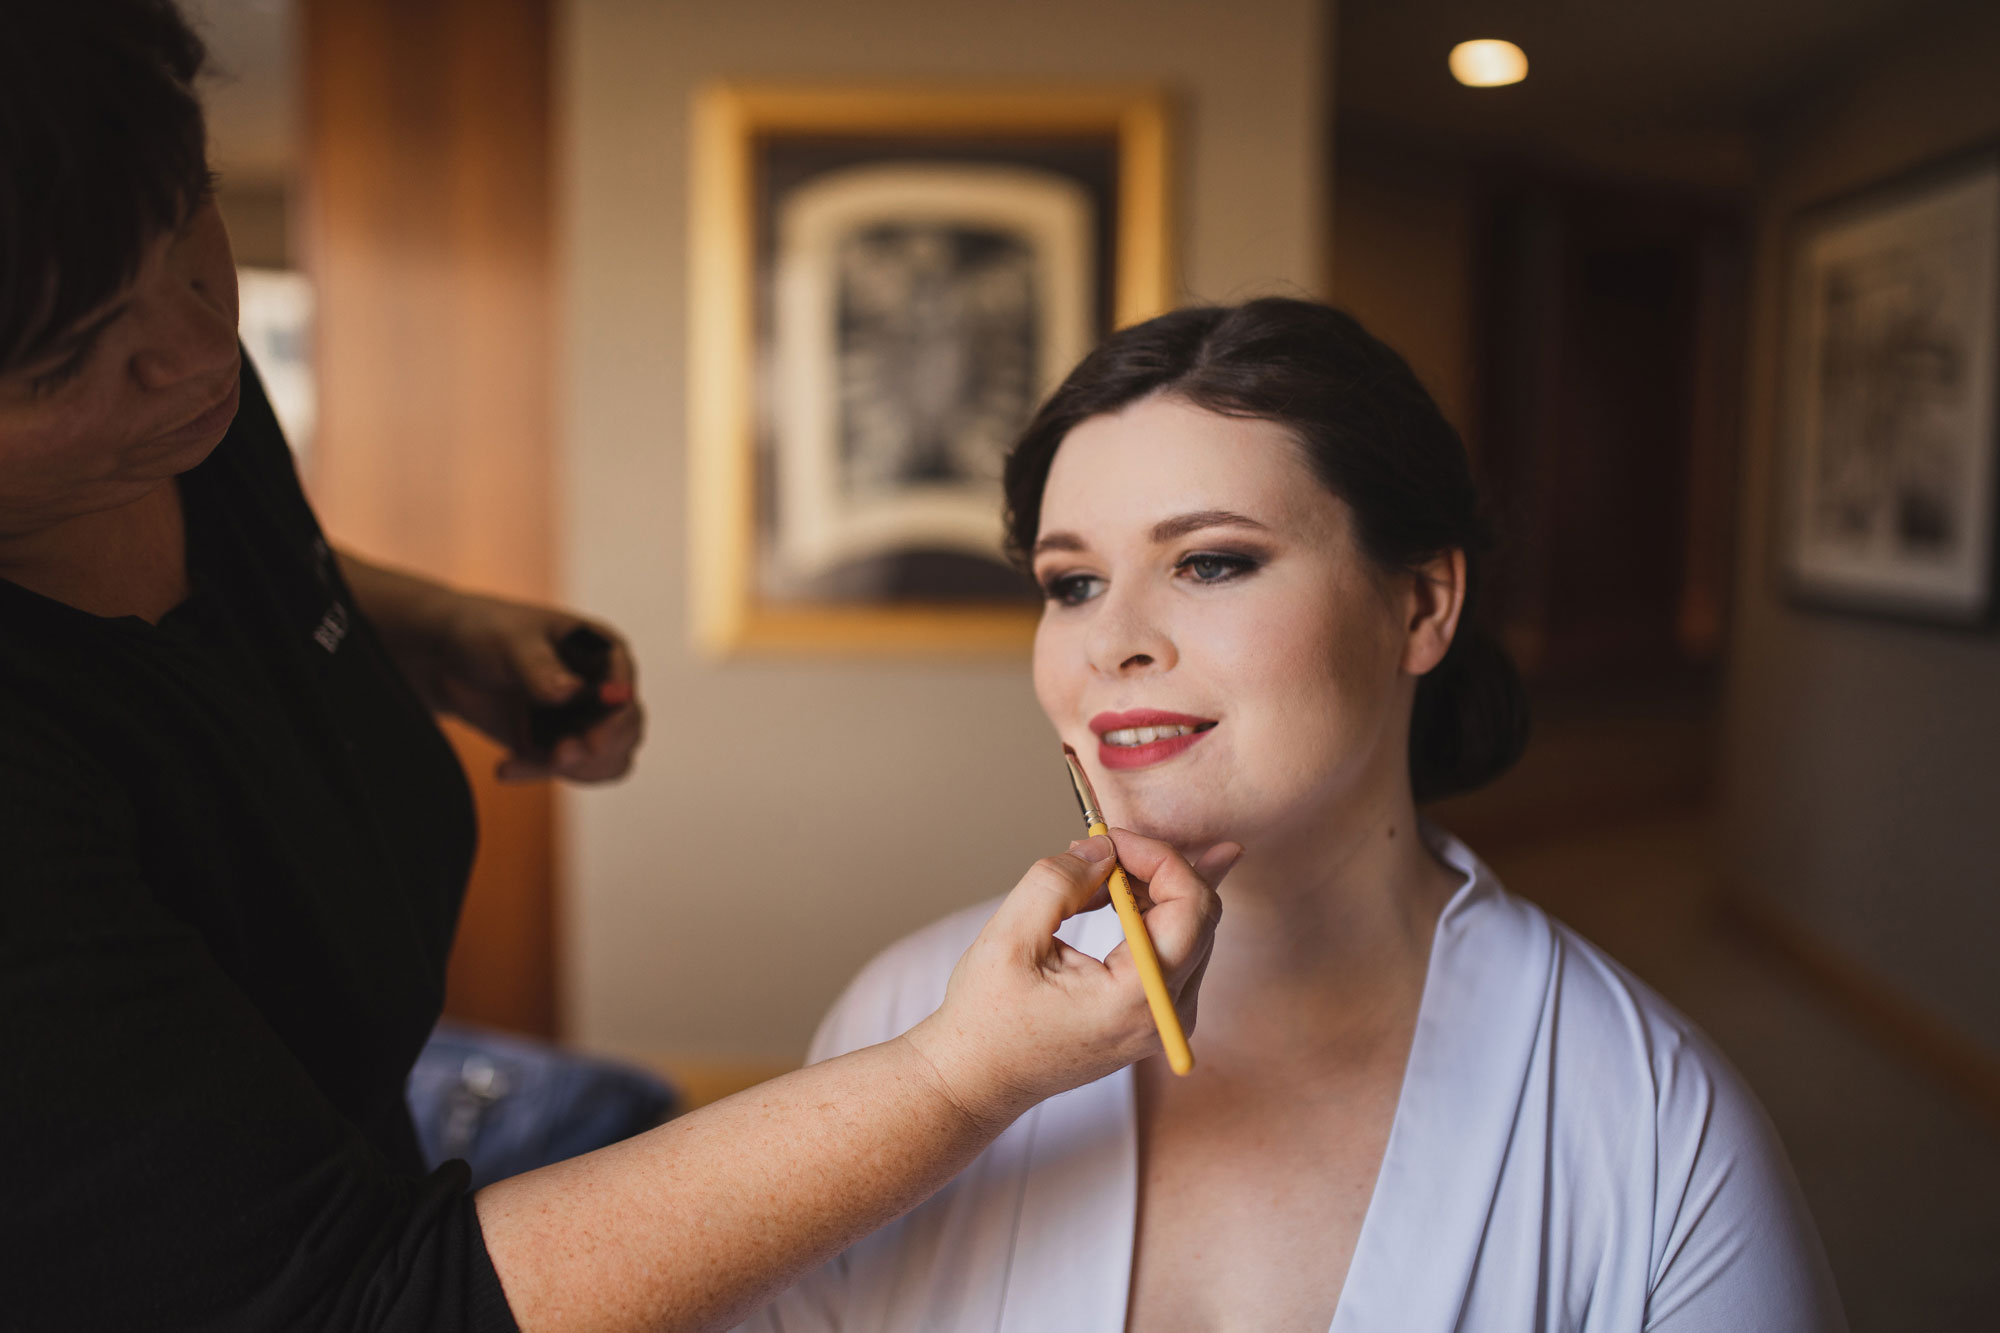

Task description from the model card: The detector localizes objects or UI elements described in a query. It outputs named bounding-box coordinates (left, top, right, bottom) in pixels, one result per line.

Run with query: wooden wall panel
left=301, top=0, right=558, bottom=1036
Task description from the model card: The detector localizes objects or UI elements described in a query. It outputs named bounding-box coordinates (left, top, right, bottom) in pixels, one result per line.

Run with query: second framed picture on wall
left=688, top=84, right=1173, bottom=655
left=1778, top=149, right=2000, bottom=626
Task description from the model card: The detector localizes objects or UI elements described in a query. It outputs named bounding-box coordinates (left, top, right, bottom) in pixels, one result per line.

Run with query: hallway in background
left=1482, top=808, right=2000, bottom=1333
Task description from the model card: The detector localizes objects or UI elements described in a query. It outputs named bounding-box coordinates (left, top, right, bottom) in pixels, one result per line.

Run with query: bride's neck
left=1200, top=782, right=1459, bottom=1010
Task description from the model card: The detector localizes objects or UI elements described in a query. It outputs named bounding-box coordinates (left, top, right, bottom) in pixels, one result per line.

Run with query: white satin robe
left=738, top=829, right=1846, bottom=1332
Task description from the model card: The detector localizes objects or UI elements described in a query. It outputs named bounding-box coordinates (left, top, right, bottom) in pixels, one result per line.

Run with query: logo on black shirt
left=313, top=600, right=350, bottom=654
left=309, top=538, right=350, bottom=654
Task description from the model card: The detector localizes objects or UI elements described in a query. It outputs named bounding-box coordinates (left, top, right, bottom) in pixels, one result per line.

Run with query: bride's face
left=1030, top=394, right=1417, bottom=853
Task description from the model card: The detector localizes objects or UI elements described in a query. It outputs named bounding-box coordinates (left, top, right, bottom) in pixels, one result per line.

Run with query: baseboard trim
left=1722, top=894, right=2000, bottom=1133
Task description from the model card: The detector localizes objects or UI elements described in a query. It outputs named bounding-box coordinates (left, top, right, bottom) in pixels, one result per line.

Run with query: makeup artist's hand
left=903, top=829, right=1236, bottom=1130
left=334, top=550, right=645, bottom=784
left=431, top=592, right=645, bottom=783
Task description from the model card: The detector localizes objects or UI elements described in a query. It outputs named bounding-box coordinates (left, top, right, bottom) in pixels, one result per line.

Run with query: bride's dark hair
left=1003, top=297, right=1529, bottom=803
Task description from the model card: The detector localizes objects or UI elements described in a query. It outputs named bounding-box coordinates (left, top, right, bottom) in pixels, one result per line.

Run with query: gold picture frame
left=688, top=83, right=1174, bottom=656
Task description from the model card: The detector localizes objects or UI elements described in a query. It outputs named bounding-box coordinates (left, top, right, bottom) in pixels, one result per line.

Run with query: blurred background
left=188, top=1, right=1998, bottom=1326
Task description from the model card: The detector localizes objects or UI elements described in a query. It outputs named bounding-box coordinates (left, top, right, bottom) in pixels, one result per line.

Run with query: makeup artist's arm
left=476, top=829, right=1234, bottom=1333
left=333, top=549, right=644, bottom=783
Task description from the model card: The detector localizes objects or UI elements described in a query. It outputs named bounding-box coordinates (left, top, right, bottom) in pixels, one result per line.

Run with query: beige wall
left=1721, top=1, right=2000, bottom=1053
left=557, top=0, right=1327, bottom=1061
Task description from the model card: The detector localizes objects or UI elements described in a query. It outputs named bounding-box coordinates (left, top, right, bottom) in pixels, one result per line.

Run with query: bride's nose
left=1086, top=584, right=1178, bottom=675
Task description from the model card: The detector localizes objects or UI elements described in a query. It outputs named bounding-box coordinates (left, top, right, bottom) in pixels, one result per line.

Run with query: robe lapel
left=997, top=907, right=1139, bottom=1332
left=1329, top=831, right=1557, bottom=1333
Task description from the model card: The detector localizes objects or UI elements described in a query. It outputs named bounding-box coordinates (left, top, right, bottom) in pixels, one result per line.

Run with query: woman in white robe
left=740, top=299, right=1844, bottom=1333
left=742, top=832, right=1840, bottom=1332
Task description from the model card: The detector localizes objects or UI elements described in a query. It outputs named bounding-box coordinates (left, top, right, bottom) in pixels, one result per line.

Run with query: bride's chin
left=1119, top=808, right=1237, bottom=860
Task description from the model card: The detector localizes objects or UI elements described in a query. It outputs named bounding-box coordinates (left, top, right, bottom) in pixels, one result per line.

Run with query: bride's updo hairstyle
left=1003, top=297, right=1529, bottom=803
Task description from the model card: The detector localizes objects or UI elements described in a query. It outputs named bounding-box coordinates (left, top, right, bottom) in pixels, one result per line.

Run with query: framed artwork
left=688, top=84, right=1173, bottom=655
left=1778, top=149, right=2000, bottom=625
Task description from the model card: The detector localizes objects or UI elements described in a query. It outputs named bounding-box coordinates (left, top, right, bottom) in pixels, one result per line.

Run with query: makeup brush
left=1062, top=744, right=1195, bottom=1076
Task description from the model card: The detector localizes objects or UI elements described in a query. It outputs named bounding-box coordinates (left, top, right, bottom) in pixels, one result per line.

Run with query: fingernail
left=1073, top=835, right=1114, bottom=862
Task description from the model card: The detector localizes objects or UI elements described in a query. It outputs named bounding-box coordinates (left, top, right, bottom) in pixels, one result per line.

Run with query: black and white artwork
left=1781, top=154, right=2000, bottom=623
left=762, top=162, right=1096, bottom=604
left=687, top=85, right=1167, bottom=653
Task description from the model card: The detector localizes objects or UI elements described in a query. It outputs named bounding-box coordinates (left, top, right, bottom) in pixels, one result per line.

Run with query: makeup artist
left=0, top=4, right=1227, bottom=1331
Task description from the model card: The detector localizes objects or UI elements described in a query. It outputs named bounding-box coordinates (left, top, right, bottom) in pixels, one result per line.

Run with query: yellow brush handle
left=1091, top=820, right=1194, bottom=1076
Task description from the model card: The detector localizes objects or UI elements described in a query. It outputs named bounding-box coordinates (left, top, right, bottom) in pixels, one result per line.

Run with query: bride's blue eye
left=1177, top=552, right=1259, bottom=583
left=1042, top=572, right=1105, bottom=606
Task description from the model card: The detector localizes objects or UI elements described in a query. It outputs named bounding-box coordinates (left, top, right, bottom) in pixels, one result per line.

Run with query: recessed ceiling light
left=1449, top=39, right=1528, bottom=88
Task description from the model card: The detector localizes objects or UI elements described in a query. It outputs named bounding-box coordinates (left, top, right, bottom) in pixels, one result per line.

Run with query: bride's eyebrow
left=1033, top=510, right=1272, bottom=558
left=1149, top=510, right=1271, bottom=542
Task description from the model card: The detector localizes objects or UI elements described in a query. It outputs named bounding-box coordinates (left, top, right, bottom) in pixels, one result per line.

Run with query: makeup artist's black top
left=0, top=360, right=519, bottom=1332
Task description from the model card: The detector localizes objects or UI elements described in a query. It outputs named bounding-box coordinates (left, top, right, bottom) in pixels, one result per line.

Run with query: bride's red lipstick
left=1089, top=709, right=1217, bottom=771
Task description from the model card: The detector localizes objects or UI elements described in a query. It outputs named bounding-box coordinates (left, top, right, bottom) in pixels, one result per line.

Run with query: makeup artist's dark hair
left=0, top=0, right=212, bottom=374
left=1003, top=297, right=1529, bottom=803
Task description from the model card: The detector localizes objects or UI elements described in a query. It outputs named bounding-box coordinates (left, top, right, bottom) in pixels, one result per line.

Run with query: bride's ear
left=1401, top=548, right=1466, bottom=678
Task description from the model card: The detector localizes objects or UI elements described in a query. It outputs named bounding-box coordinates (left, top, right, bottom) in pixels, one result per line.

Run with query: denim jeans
left=406, top=1021, right=679, bottom=1190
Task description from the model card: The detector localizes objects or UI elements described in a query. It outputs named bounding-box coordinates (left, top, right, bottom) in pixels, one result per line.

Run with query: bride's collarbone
left=1176, top=994, right=1423, bottom=1083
